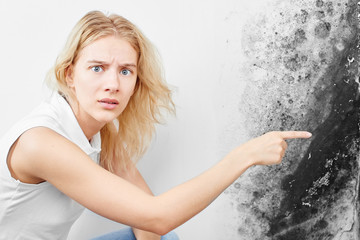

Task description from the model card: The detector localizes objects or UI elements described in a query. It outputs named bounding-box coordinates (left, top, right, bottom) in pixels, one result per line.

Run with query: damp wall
left=0, top=0, right=359, bottom=239
left=223, top=0, right=360, bottom=239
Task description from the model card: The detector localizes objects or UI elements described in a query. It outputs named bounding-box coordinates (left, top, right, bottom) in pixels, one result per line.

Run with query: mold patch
left=225, top=0, right=360, bottom=239
left=314, top=22, right=332, bottom=38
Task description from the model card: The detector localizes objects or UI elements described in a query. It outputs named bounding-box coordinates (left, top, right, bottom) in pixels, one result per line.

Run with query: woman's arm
left=8, top=127, right=310, bottom=235
left=113, top=161, right=161, bottom=240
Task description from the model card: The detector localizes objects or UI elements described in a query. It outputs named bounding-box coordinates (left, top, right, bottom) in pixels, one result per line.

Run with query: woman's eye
left=91, top=66, right=103, bottom=72
left=121, top=69, right=131, bottom=76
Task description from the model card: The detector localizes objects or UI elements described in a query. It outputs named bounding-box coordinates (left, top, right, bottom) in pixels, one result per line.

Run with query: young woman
left=0, top=11, right=311, bottom=240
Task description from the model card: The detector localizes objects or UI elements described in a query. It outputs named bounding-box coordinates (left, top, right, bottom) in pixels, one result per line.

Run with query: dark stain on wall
left=271, top=1, right=360, bottom=238
left=227, top=0, right=360, bottom=239
left=271, top=25, right=360, bottom=239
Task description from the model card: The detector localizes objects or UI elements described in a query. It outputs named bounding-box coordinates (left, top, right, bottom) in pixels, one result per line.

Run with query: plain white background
left=0, top=0, right=273, bottom=239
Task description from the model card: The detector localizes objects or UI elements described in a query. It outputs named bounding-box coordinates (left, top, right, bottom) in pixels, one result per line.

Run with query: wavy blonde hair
left=46, top=11, right=175, bottom=172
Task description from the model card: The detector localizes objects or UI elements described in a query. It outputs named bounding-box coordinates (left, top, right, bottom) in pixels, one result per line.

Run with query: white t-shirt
left=0, top=93, right=101, bottom=240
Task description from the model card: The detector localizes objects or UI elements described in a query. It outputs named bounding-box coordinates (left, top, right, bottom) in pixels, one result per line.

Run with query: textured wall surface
left=224, top=0, right=360, bottom=239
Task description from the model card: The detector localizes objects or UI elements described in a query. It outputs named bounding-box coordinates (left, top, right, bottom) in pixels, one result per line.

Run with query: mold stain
left=226, top=0, right=360, bottom=239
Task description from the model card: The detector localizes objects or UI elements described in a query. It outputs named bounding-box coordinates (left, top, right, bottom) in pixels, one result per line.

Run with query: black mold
left=314, top=22, right=332, bottom=38
left=315, top=10, right=326, bottom=19
left=267, top=3, right=360, bottom=237
left=316, top=0, right=324, bottom=8
left=296, top=9, right=309, bottom=24
left=280, top=113, right=296, bottom=130
left=274, top=227, right=307, bottom=240
left=270, top=45, right=359, bottom=237
left=284, top=54, right=303, bottom=71
left=234, top=0, right=360, bottom=238
left=326, top=2, right=335, bottom=16
left=314, top=219, right=328, bottom=230
left=294, top=28, right=307, bottom=45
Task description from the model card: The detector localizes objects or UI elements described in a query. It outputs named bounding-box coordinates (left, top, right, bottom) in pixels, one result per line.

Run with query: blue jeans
left=91, top=227, right=179, bottom=240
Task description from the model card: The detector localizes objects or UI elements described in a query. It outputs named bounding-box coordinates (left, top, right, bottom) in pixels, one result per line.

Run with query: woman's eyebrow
left=87, top=60, right=137, bottom=68
left=120, top=63, right=137, bottom=68
left=87, top=60, right=109, bottom=65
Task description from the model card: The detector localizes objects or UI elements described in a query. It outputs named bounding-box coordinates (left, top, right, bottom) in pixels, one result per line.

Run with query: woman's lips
left=98, top=98, right=119, bottom=110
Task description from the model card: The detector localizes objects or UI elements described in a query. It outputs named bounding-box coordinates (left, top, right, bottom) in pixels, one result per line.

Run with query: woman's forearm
left=150, top=131, right=311, bottom=234
left=153, top=146, right=251, bottom=234
left=114, top=163, right=162, bottom=240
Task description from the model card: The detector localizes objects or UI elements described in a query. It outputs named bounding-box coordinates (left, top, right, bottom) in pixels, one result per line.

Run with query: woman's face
left=66, top=36, right=138, bottom=133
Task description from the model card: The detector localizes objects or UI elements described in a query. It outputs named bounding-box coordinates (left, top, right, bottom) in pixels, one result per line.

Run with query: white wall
left=0, top=0, right=271, bottom=239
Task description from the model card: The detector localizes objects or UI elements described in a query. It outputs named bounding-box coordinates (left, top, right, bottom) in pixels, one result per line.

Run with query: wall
left=1, top=0, right=359, bottom=239
left=224, top=0, right=360, bottom=239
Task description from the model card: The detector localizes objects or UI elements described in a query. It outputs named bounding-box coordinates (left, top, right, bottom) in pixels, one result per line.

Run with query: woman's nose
left=104, top=70, right=120, bottom=93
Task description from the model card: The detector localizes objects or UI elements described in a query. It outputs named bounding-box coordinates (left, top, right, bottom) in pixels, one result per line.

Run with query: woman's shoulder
left=0, top=98, right=60, bottom=161
left=3, top=93, right=101, bottom=184
left=1, top=93, right=87, bottom=153
left=7, top=126, right=80, bottom=184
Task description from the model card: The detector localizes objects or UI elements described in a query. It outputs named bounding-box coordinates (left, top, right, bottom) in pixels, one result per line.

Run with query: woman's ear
left=65, top=65, right=74, bottom=88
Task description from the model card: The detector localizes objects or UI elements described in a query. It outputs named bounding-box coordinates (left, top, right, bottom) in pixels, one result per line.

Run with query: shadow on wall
left=225, top=0, right=360, bottom=239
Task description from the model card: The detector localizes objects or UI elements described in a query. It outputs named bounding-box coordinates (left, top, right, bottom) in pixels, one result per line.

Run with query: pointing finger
left=278, top=131, right=312, bottom=139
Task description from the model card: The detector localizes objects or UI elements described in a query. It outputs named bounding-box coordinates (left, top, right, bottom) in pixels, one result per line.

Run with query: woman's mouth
left=98, top=98, right=119, bottom=110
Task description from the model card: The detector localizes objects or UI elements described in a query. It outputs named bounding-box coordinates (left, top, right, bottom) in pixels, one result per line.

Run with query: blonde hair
left=46, top=11, right=175, bottom=172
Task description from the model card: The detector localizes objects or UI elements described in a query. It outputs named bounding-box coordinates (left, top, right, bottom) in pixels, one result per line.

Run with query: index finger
left=278, top=131, right=312, bottom=139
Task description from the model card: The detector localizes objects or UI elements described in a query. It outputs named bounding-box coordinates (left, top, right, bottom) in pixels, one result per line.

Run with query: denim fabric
left=91, top=227, right=179, bottom=240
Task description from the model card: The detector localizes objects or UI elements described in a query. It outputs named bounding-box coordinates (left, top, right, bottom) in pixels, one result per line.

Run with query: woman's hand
left=232, top=131, right=312, bottom=166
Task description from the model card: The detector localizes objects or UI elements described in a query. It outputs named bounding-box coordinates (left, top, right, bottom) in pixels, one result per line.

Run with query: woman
left=0, top=11, right=311, bottom=240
